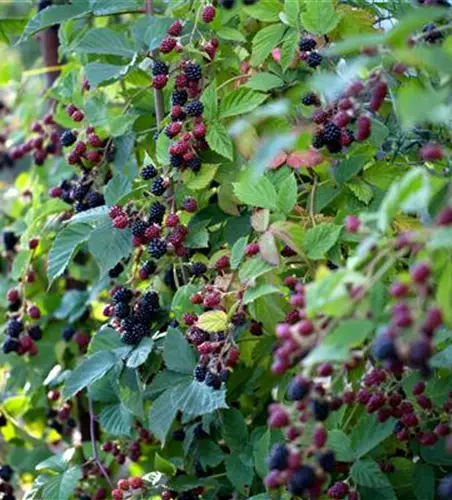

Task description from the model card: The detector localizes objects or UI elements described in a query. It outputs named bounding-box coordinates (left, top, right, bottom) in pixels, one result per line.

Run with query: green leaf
left=132, top=16, right=175, bottom=51
left=430, top=345, right=452, bottom=369
left=421, top=438, right=452, bottom=465
left=42, top=466, right=82, bottom=500
left=85, top=63, right=129, bottom=88
left=234, top=176, right=278, bottom=210
left=239, top=257, right=274, bottom=283
left=220, top=89, right=269, bottom=119
left=231, top=236, right=249, bottom=270
left=206, top=122, right=234, bottom=160
left=88, top=223, right=132, bottom=275
left=250, top=24, right=287, bottom=66
left=428, top=228, right=452, bottom=250
left=127, top=338, right=154, bottom=368
left=104, top=174, right=132, bottom=206
left=350, top=414, right=395, bottom=459
left=67, top=206, right=109, bottom=226
left=197, top=311, right=228, bottom=333
left=199, top=441, right=225, bottom=469
left=225, top=453, right=254, bottom=494
left=163, top=328, right=197, bottom=375
left=222, top=408, right=248, bottom=450
left=253, top=429, right=271, bottom=478
left=217, top=27, right=246, bottom=42
left=437, top=261, right=452, bottom=326
left=75, top=28, right=135, bottom=57
left=119, top=368, right=144, bottom=418
left=277, top=173, right=297, bottom=214
left=351, top=459, right=393, bottom=488
left=156, top=132, right=171, bottom=165
left=347, top=178, right=374, bottom=205
left=244, top=0, right=282, bottom=22
left=333, top=156, right=367, bottom=185
left=303, top=319, right=374, bottom=366
left=245, top=73, right=284, bottom=92
left=184, top=164, right=219, bottom=190
left=270, top=220, right=304, bottom=255
left=280, top=28, right=298, bottom=71
left=328, top=430, right=355, bottom=462
left=283, top=0, right=302, bottom=28
left=63, top=351, right=116, bottom=399
left=301, top=0, right=341, bottom=35
left=413, top=463, right=435, bottom=500
left=251, top=209, right=270, bottom=233
left=11, top=250, right=31, bottom=281
left=184, top=226, right=209, bottom=249
left=99, top=403, right=134, bottom=436
left=171, top=284, right=203, bottom=321
left=20, top=1, right=91, bottom=40
left=154, top=453, right=177, bottom=476
left=88, top=327, right=123, bottom=354
left=201, top=80, right=218, bottom=120
left=0, top=18, right=27, bottom=45
left=244, top=284, right=279, bottom=305
left=48, top=224, right=91, bottom=286
left=148, top=389, right=179, bottom=443
left=303, top=223, right=342, bottom=260
left=90, top=0, right=143, bottom=15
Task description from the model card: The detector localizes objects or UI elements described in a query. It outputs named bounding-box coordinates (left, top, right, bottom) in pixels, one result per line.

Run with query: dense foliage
left=1, top=0, right=452, bottom=499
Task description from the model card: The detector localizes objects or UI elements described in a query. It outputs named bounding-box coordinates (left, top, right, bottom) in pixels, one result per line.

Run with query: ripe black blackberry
left=312, top=134, right=325, bottom=149
left=0, top=465, right=14, bottom=482
left=326, top=142, right=342, bottom=154
left=108, top=262, right=124, bottom=278
left=87, top=192, right=105, bottom=208
left=323, top=121, right=341, bottom=144
left=194, top=365, right=207, bottom=382
left=115, top=302, right=130, bottom=319
left=422, top=23, right=444, bottom=43
left=148, top=238, right=167, bottom=259
left=205, top=371, right=222, bottom=390
left=148, top=201, right=166, bottom=224
left=187, top=327, right=207, bottom=345
left=6, top=319, right=23, bottom=338
left=141, top=164, right=157, bottom=180
left=112, top=287, right=133, bottom=304
left=184, top=63, right=202, bottom=81
left=74, top=201, right=89, bottom=213
left=152, top=60, right=169, bottom=76
left=132, top=220, right=148, bottom=237
left=72, top=184, right=88, bottom=201
left=171, top=89, right=188, bottom=106
left=28, top=325, right=42, bottom=341
left=122, top=322, right=146, bottom=345
left=185, top=100, right=204, bottom=117
left=169, top=153, right=184, bottom=168
left=60, top=130, right=77, bottom=147
left=268, top=443, right=289, bottom=471
left=3, top=232, right=18, bottom=251
left=219, top=368, right=230, bottom=382
left=0, top=413, right=6, bottom=427
left=62, top=326, right=76, bottom=341
left=299, top=37, right=317, bottom=52
left=142, top=290, right=160, bottom=311
left=302, top=93, right=319, bottom=106
left=311, top=399, right=330, bottom=421
left=318, top=450, right=336, bottom=473
left=190, top=262, right=207, bottom=276
left=2, top=338, right=18, bottom=354
left=187, top=156, right=202, bottom=172
left=140, top=260, right=156, bottom=278
left=151, top=177, right=166, bottom=196
left=307, top=51, right=323, bottom=68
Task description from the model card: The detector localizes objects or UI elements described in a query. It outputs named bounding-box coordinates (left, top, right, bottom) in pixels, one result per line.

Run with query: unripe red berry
left=109, top=205, right=124, bottom=219
left=153, top=75, right=169, bottom=89
left=410, top=262, right=431, bottom=284
left=117, top=479, right=129, bottom=491
left=435, top=423, right=450, bottom=437
left=412, top=381, right=425, bottom=395
left=333, top=111, right=350, bottom=128
left=369, top=81, right=387, bottom=112
left=345, top=215, right=360, bottom=233
left=7, top=288, right=20, bottom=302
left=66, top=104, right=77, bottom=116
left=215, top=255, right=230, bottom=271
left=28, top=305, right=41, bottom=320
left=160, top=36, right=177, bottom=53
left=112, top=489, right=123, bottom=500
left=87, top=151, right=103, bottom=164
left=112, top=215, right=129, bottom=229
left=416, top=395, right=432, bottom=410
left=88, top=134, right=103, bottom=147
left=102, top=441, right=113, bottom=452
left=49, top=187, right=63, bottom=198
left=47, top=390, right=60, bottom=401
left=202, top=5, right=216, bottom=23
left=437, top=206, right=452, bottom=226
left=421, top=143, right=444, bottom=162
left=71, top=110, right=84, bottom=122
left=29, top=238, right=39, bottom=250
left=168, top=20, right=183, bottom=37
left=67, top=151, right=80, bottom=165
left=193, top=122, right=207, bottom=138
left=74, top=141, right=86, bottom=155
left=356, top=115, right=371, bottom=141
left=390, top=281, right=409, bottom=298
left=129, top=476, right=143, bottom=489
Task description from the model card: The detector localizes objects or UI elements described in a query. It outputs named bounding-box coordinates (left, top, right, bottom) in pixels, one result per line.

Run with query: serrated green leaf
left=301, top=0, right=341, bottom=35
left=154, top=453, right=177, bottom=476
left=250, top=24, right=286, bottom=66
left=200, top=80, right=218, bottom=120
left=270, top=220, right=304, bottom=255
left=277, top=172, right=297, bottom=214
left=217, top=26, right=246, bottom=42
left=334, top=156, right=367, bottom=185
left=351, top=459, right=393, bottom=488
left=104, top=174, right=132, bottom=206
left=239, top=257, right=274, bottom=283
left=413, top=463, right=435, bottom=500
left=126, top=338, right=154, bottom=368
left=99, top=403, right=134, bottom=436
left=75, top=28, right=135, bottom=57
left=243, top=284, right=279, bottom=305
left=350, top=414, right=395, bottom=459
left=163, top=328, right=197, bottom=374
left=244, top=0, right=282, bottom=22
left=197, top=311, right=228, bottom=333
left=206, top=123, right=234, bottom=160
left=88, top=327, right=123, bottom=354
left=231, top=236, right=249, bottom=270
left=42, top=466, right=82, bottom=500
left=184, top=164, right=219, bottom=190
left=280, top=28, right=298, bottom=71
left=245, top=72, right=284, bottom=92
left=347, top=178, right=374, bottom=205
left=220, top=89, right=269, bottom=119
left=303, top=223, right=342, bottom=260
left=199, top=441, right=225, bottom=469
left=234, top=176, right=278, bottom=210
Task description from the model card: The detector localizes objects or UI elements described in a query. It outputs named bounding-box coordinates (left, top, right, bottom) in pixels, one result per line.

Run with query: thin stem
left=88, top=397, right=114, bottom=489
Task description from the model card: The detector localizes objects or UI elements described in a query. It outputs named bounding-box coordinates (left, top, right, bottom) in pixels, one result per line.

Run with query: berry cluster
left=46, top=390, right=77, bottom=436
left=111, top=476, right=144, bottom=500
left=105, top=286, right=161, bottom=345
left=102, top=423, right=151, bottom=463
left=299, top=37, right=323, bottom=68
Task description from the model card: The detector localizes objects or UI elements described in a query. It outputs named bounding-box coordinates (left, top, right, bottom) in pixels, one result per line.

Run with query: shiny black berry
left=288, top=465, right=316, bottom=495
left=87, top=192, right=105, bottom=208
left=311, top=399, right=330, bottom=421
left=299, top=37, right=317, bottom=51
left=141, top=164, right=157, bottom=180
left=190, top=262, right=207, bottom=276
left=122, top=323, right=146, bottom=345
left=148, top=238, right=167, bottom=259
left=112, top=287, right=133, bottom=304
left=219, top=369, right=230, bottom=382
left=307, top=51, right=323, bottom=68
left=142, top=290, right=160, bottom=311
left=170, top=154, right=184, bottom=168
left=149, top=202, right=166, bottom=224
left=132, top=220, right=148, bottom=237
left=0, top=465, right=14, bottom=482
left=318, top=450, right=336, bottom=473
left=185, top=100, right=204, bottom=117
left=287, top=376, right=310, bottom=401
left=151, top=177, right=166, bottom=196
left=302, top=93, right=319, bottom=106
left=62, top=326, right=76, bottom=341
left=195, top=365, right=207, bottom=382
left=6, top=319, right=23, bottom=338
left=73, top=184, right=90, bottom=201
left=312, top=134, right=324, bottom=149
left=184, top=63, right=202, bottom=81
left=152, top=60, right=169, bottom=76
left=267, top=443, right=289, bottom=471
left=373, top=334, right=398, bottom=361
left=171, top=89, right=188, bottom=106
left=2, top=338, right=18, bottom=354
left=205, top=371, right=222, bottom=390
left=115, top=302, right=130, bottom=319
left=3, top=232, right=18, bottom=251
left=108, top=262, right=124, bottom=278
left=61, top=130, right=77, bottom=147
left=28, top=325, right=42, bottom=341
left=323, top=122, right=341, bottom=144
left=187, top=156, right=202, bottom=172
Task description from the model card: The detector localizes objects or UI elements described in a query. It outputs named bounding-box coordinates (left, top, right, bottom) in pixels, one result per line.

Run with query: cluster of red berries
left=2, top=239, right=43, bottom=356
left=102, top=424, right=151, bottom=463
left=304, top=74, right=389, bottom=154
left=46, top=390, right=77, bottom=437
left=111, top=476, right=144, bottom=500
left=8, top=113, right=61, bottom=166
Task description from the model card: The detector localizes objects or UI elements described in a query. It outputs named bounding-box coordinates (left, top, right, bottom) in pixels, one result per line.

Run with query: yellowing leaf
left=197, top=310, right=228, bottom=333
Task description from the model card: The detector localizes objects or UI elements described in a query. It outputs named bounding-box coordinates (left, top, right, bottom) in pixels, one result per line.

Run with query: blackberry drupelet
left=152, top=60, right=169, bottom=76
left=184, top=63, right=202, bottom=81
left=302, top=93, right=319, bottom=106
left=61, top=130, right=77, bottom=147
left=6, top=319, right=23, bottom=338
left=170, top=153, right=184, bottom=168
left=185, top=100, right=204, bottom=117
left=326, top=142, right=342, bottom=154
left=28, top=325, right=42, bottom=341
left=151, top=177, right=166, bottom=196
left=87, top=192, right=105, bottom=208
left=205, top=371, right=222, bottom=390
left=108, top=262, right=124, bottom=278
left=149, top=201, right=166, bottom=224
left=299, top=37, right=317, bottom=52
left=194, top=365, right=207, bottom=382
left=312, top=134, right=325, bottom=149
left=122, top=324, right=145, bottom=345
left=190, top=262, right=207, bottom=276
left=171, top=89, right=188, bottom=106
left=148, top=239, right=167, bottom=259
left=187, top=156, right=202, bottom=172
left=311, top=399, right=330, bottom=421
left=143, top=290, right=160, bottom=311
left=323, top=121, right=341, bottom=144
left=112, top=287, right=133, bottom=304
left=132, top=220, right=148, bottom=237
left=141, top=164, right=157, bottom=180
left=115, top=302, right=130, bottom=319
left=307, top=51, right=323, bottom=68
